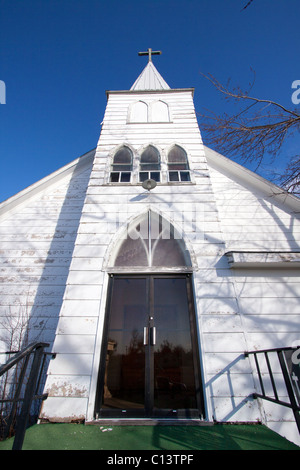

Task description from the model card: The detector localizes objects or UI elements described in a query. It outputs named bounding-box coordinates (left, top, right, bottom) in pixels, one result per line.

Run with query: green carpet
left=0, top=423, right=299, bottom=450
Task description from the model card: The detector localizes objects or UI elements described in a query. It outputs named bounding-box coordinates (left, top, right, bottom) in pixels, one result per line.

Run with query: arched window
left=151, top=100, right=169, bottom=122
left=112, top=211, right=191, bottom=268
left=110, top=146, right=133, bottom=183
left=167, top=145, right=190, bottom=182
left=139, top=145, right=161, bottom=183
left=130, top=101, right=148, bottom=122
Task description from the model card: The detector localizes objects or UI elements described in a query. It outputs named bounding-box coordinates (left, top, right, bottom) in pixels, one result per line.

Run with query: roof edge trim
left=106, top=88, right=195, bottom=98
left=225, top=250, right=300, bottom=269
left=205, top=145, right=300, bottom=213
left=0, top=148, right=96, bottom=219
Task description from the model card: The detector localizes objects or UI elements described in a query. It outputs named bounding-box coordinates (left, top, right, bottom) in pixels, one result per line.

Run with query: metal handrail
left=0, top=341, right=50, bottom=450
left=0, top=342, right=48, bottom=376
left=245, top=346, right=300, bottom=434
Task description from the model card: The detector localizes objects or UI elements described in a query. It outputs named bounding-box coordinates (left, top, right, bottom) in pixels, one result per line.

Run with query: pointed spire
left=130, top=49, right=170, bottom=91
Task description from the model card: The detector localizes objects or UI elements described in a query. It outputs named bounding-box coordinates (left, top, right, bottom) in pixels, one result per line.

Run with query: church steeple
left=130, top=48, right=170, bottom=91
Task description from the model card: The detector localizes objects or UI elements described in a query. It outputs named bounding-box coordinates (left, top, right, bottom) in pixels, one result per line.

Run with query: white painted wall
left=1, top=85, right=299, bottom=445
left=40, top=89, right=260, bottom=430
left=207, top=154, right=300, bottom=444
left=0, top=157, right=93, bottom=357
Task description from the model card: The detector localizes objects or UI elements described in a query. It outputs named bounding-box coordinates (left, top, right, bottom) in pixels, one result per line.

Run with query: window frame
left=139, top=145, right=161, bottom=183
left=167, top=145, right=191, bottom=183
left=110, top=145, right=133, bottom=184
left=129, top=100, right=148, bottom=123
left=111, top=210, right=192, bottom=268
left=129, top=100, right=171, bottom=124
left=108, top=144, right=193, bottom=185
left=149, top=100, right=170, bottom=123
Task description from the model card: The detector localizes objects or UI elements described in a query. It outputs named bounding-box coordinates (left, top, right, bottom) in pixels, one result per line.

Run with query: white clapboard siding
left=41, top=87, right=228, bottom=423
left=205, top=148, right=300, bottom=444
left=0, top=163, right=93, bottom=351
left=2, top=66, right=300, bottom=444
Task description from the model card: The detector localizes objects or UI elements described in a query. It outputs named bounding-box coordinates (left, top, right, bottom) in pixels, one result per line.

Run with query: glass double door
left=95, top=274, right=204, bottom=419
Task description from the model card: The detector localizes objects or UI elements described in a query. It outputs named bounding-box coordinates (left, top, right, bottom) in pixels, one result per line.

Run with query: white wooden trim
left=226, top=251, right=300, bottom=268
left=0, top=149, right=95, bottom=219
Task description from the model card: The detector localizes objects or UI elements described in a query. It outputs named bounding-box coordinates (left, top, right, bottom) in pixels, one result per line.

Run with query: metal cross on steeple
left=138, top=48, right=161, bottom=62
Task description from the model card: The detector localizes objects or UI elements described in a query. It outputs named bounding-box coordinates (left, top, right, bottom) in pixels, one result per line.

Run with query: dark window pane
left=169, top=171, right=179, bottom=182
left=151, top=239, right=191, bottom=267
left=114, top=237, right=149, bottom=266
left=110, top=172, right=120, bottom=182
left=168, top=145, right=187, bottom=163
left=120, top=172, right=131, bottom=182
left=153, top=278, right=197, bottom=410
left=150, top=172, right=160, bottom=182
left=139, top=172, right=148, bottom=182
left=114, top=147, right=132, bottom=164
left=112, top=164, right=132, bottom=172
left=102, top=278, right=147, bottom=409
left=168, top=163, right=188, bottom=171
left=141, top=146, right=160, bottom=164
left=180, top=171, right=190, bottom=182
left=108, top=278, right=148, bottom=332
left=140, top=163, right=160, bottom=170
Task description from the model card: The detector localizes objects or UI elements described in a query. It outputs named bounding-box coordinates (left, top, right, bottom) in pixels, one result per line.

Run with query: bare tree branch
left=241, top=0, right=255, bottom=11
left=198, top=72, right=300, bottom=194
left=279, top=156, right=300, bottom=196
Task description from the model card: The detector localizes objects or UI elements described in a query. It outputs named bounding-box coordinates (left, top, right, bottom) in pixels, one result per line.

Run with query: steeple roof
left=130, top=61, right=170, bottom=91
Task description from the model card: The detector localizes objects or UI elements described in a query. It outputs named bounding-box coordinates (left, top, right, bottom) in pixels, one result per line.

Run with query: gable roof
left=130, top=61, right=170, bottom=91
left=0, top=149, right=95, bottom=219
left=204, top=145, right=300, bottom=213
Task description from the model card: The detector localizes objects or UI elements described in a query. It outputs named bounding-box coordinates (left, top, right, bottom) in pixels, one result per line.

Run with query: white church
left=0, top=50, right=300, bottom=446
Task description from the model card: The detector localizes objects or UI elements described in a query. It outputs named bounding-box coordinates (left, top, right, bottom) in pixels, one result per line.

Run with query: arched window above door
left=112, top=211, right=192, bottom=268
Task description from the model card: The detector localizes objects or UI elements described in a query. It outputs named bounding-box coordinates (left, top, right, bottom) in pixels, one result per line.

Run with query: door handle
left=150, top=327, right=156, bottom=346
left=144, top=326, right=156, bottom=345
left=143, top=327, right=149, bottom=345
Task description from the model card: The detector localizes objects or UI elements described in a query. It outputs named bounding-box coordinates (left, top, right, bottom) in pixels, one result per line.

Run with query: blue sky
left=0, top=0, right=300, bottom=202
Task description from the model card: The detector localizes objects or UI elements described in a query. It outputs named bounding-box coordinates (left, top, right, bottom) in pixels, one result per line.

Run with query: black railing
left=0, top=342, right=51, bottom=450
left=245, top=346, right=300, bottom=434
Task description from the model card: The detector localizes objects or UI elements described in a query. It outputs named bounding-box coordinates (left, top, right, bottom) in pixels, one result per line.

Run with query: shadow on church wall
left=0, top=150, right=94, bottom=432
left=0, top=150, right=94, bottom=357
left=25, top=152, right=95, bottom=353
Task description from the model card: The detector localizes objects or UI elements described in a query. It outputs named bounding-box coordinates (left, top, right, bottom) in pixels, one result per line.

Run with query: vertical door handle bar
left=150, top=327, right=156, bottom=346
left=144, top=326, right=156, bottom=345
left=143, top=327, right=148, bottom=345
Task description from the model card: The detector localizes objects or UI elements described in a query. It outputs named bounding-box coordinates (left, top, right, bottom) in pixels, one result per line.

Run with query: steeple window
left=129, top=100, right=170, bottom=123
left=167, top=145, right=190, bottom=182
left=151, top=100, right=169, bottom=122
left=139, top=145, right=161, bottom=183
left=130, top=101, right=148, bottom=122
left=110, top=146, right=133, bottom=183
